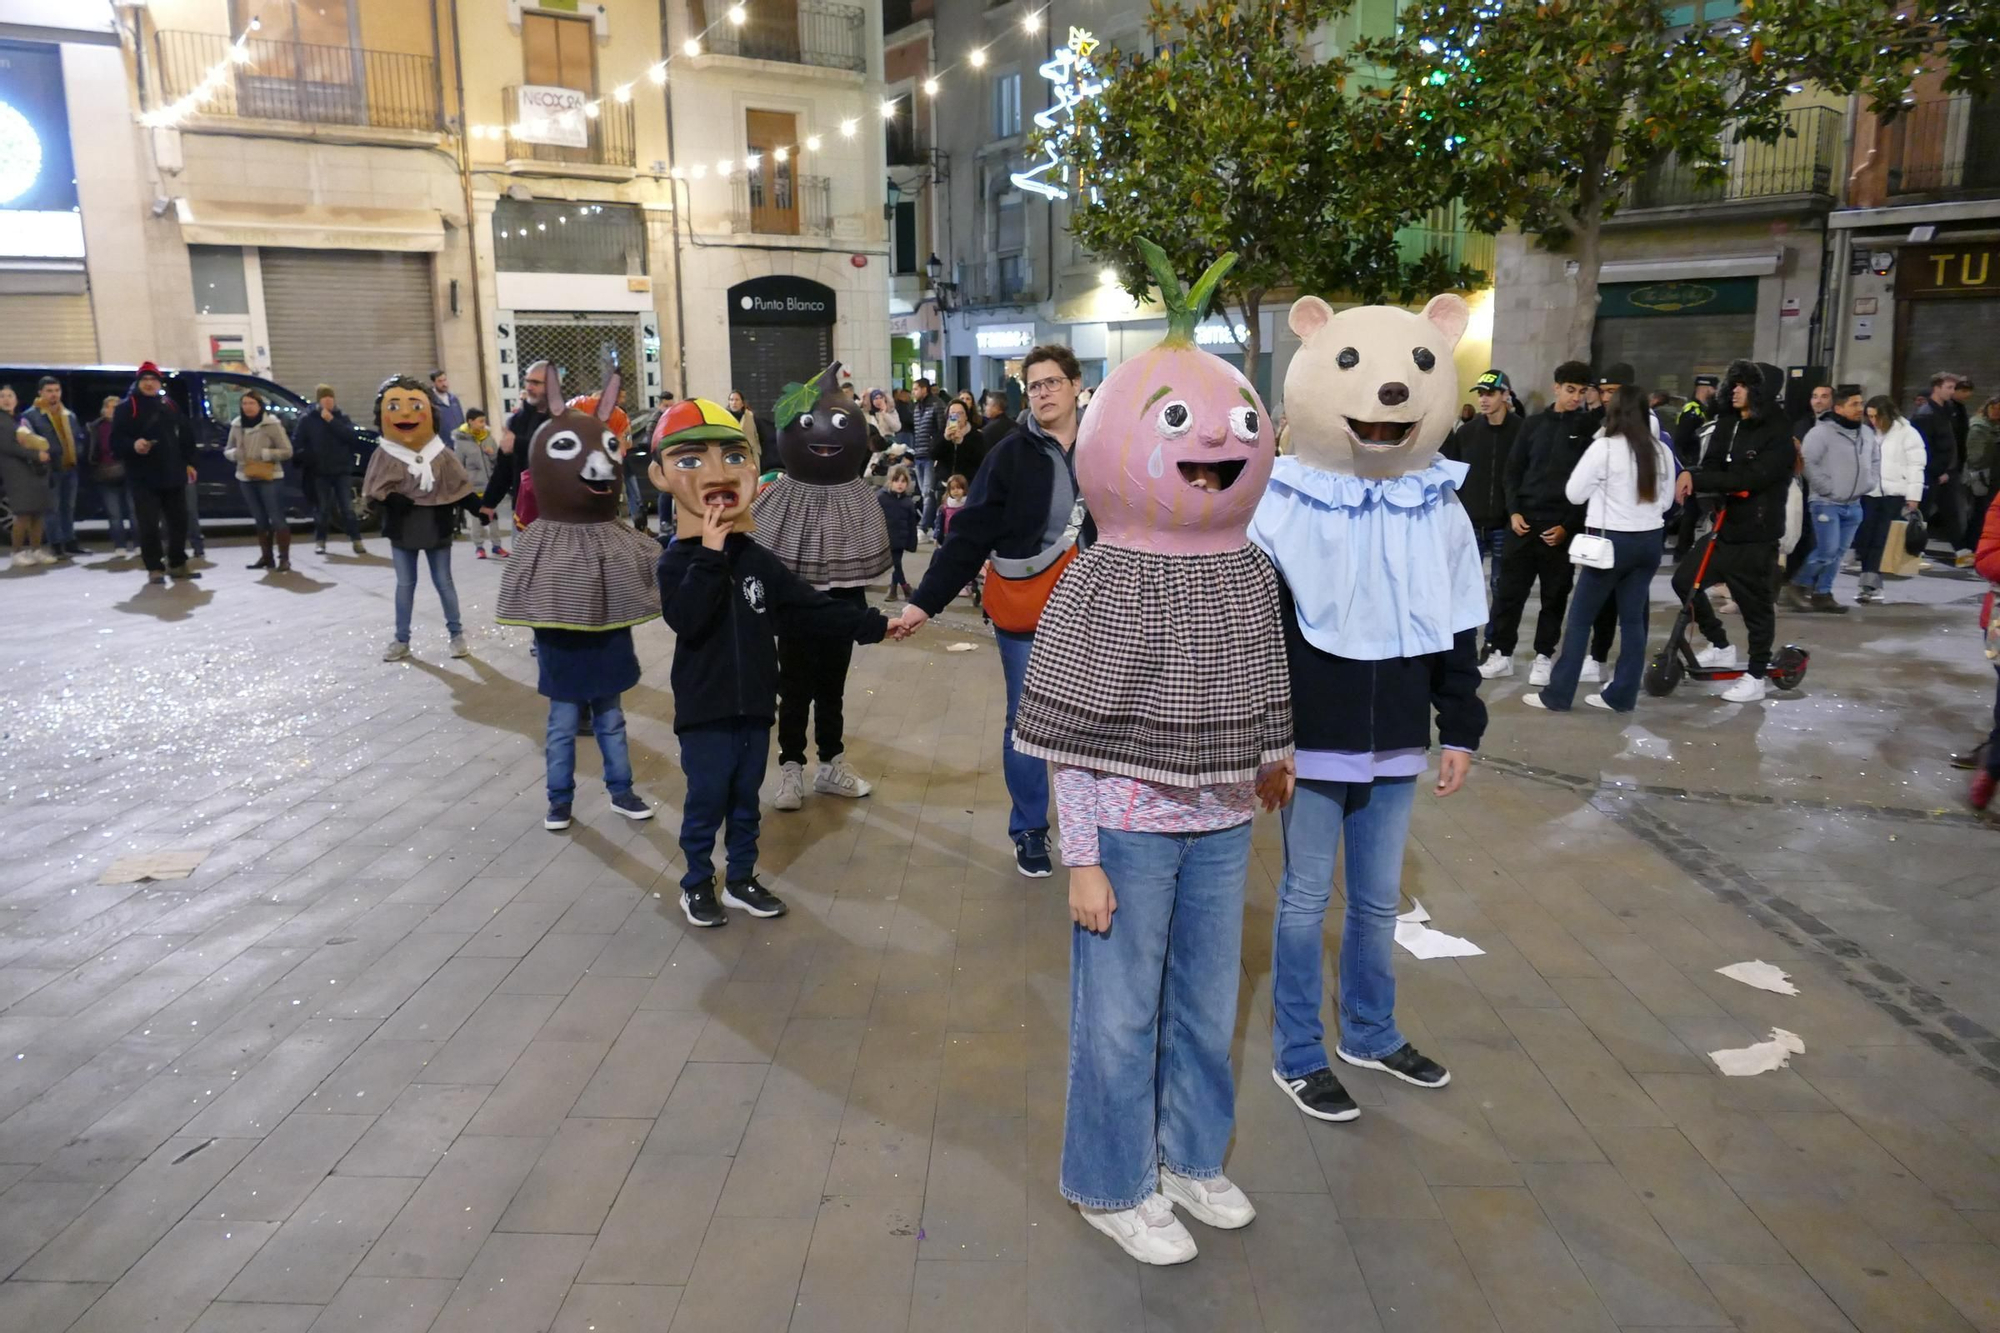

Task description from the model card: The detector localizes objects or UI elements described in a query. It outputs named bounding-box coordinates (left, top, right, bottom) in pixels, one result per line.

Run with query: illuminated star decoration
left=1011, top=26, right=1104, bottom=202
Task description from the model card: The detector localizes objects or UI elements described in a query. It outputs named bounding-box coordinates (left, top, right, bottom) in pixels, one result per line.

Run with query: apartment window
left=997, top=253, right=1025, bottom=297
left=189, top=246, right=250, bottom=316
left=524, top=11, right=596, bottom=91
left=993, top=71, right=1021, bottom=139
left=233, top=0, right=357, bottom=48
left=893, top=200, right=919, bottom=275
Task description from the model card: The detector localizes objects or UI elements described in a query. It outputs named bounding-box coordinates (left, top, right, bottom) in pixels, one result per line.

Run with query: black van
left=0, top=365, right=378, bottom=538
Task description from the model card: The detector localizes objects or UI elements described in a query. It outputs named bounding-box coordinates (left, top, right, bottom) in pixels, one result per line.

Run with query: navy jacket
left=292, top=408, right=363, bottom=477
left=877, top=488, right=920, bottom=553
left=658, top=534, right=888, bottom=732
left=1276, top=574, right=1487, bottom=754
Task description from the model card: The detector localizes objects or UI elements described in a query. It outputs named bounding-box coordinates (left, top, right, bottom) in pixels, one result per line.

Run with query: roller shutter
left=263, top=249, right=438, bottom=410
left=1897, top=298, right=1999, bottom=403
left=0, top=293, right=98, bottom=362
left=729, top=322, right=833, bottom=430
left=1593, top=314, right=1756, bottom=399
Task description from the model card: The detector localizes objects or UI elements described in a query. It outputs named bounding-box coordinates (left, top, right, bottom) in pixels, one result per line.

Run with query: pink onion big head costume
left=1073, top=244, right=1278, bottom=554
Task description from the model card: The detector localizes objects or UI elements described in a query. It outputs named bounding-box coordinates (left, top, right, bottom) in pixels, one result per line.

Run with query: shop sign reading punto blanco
left=515, top=85, right=589, bottom=149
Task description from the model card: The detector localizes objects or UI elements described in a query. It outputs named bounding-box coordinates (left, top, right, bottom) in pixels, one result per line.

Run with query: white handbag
left=1569, top=530, right=1615, bottom=569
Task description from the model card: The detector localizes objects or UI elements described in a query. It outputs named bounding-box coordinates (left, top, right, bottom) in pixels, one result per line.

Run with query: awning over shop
left=173, top=200, right=445, bottom=253
left=1598, top=253, right=1782, bottom=283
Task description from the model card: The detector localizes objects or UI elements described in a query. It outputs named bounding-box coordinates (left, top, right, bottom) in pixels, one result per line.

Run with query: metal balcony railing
left=730, top=172, right=833, bottom=237
left=154, top=28, right=439, bottom=131
left=693, top=0, right=867, bottom=72
left=959, top=258, right=1033, bottom=306
left=1888, top=94, right=2000, bottom=198
left=1622, top=105, right=1839, bottom=211
left=502, top=87, right=637, bottom=169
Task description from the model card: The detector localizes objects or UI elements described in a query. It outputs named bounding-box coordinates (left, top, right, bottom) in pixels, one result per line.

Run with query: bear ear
left=1421, top=293, right=1471, bottom=348
left=1288, top=296, right=1333, bottom=342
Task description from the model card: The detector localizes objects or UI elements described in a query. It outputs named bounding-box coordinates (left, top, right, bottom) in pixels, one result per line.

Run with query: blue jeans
left=1062, top=822, right=1251, bottom=1209
left=547, top=695, right=632, bottom=804
left=391, top=545, right=462, bottom=642
left=45, top=468, right=79, bottom=546
left=913, top=458, right=937, bottom=533
left=99, top=482, right=133, bottom=549
left=314, top=476, right=359, bottom=543
left=240, top=478, right=286, bottom=533
left=624, top=476, right=646, bottom=527
left=1542, top=528, right=1664, bottom=712
left=677, top=720, right=769, bottom=890
left=1272, top=777, right=1418, bottom=1075
left=993, top=627, right=1050, bottom=839
left=1475, top=526, right=1507, bottom=634
left=1794, top=499, right=1863, bottom=595
left=184, top=483, right=204, bottom=553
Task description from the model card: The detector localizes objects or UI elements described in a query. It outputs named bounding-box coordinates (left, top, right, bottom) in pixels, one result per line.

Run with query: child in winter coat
left=877, top=465, right=920, bottom=600
left=453, top=409, right=508, bottom=557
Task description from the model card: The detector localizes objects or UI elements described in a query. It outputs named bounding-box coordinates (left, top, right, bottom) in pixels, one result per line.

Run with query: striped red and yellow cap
left=653, top=398, right=749, bottom=450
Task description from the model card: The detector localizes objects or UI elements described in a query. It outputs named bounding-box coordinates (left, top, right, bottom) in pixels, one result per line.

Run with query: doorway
left=746, top=110, right=801, bottom=236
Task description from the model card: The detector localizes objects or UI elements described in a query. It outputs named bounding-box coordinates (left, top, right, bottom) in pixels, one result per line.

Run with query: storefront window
left=493, top=198, right=647, bottom=275
left=189, top=246, right=250, bottom=316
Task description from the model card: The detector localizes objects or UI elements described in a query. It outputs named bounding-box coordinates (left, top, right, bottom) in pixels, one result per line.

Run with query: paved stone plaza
left=1, top=539, right=1997, bottom=1333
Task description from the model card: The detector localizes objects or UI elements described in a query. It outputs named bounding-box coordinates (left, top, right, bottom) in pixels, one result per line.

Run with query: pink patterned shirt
left=1053, top=765, right=1259, bottom=867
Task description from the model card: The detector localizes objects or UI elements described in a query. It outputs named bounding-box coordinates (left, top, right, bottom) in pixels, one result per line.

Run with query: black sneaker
left=721, top=875, right=787, bottom=919
left=1949, top=742, right=1988, bottom=771
left=1014, top=831, right=1053, bottom=878
left=544, top=801, right=573, bottom=831
left=681, top=880, right=727, bottom=928
left=1338, top=1043, right=1451, bottom=1088
left=608, top=790, right=654, bottom=821
left=1271, top=1067, right=1360, bottom=1122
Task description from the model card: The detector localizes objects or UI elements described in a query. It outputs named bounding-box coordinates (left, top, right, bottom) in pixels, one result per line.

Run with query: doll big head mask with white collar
left=1283, top=294, right=1471, bottom=480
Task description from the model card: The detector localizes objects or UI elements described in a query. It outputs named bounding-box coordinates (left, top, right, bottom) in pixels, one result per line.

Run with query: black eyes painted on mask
left=1337, top=348, right=1359, bottom=370
left=1413, top=347, right=1437, bottom=372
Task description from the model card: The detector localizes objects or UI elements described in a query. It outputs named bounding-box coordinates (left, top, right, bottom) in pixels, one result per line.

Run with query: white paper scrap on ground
left=946, top=642, right=978, bottom=653
left=1716, top=960, right=1799, bottom=996
left=1709, top=1027, right=1805, bottom=1076
left=99, top=850, right=208, bottom=884
left=1397, top=898, right=1431, bottom=924
left=1393, top=919, right=1483, bottom=959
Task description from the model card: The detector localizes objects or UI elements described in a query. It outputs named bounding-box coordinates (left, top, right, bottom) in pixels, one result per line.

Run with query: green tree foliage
left=1047, top=0, right=1483, bottom=369
left=1357, top=0, right=2000, bottom=359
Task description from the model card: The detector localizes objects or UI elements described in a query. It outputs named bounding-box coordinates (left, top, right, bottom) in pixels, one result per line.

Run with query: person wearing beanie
left=108, top=362, right=200, bottom=583
left=1479, top=360, right=1597, bottom=684
left=292, top=382, right=367, bottom=555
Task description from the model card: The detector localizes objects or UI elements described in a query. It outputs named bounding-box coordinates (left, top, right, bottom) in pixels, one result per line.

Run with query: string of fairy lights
left=135, top=3, right=1062, bottom=180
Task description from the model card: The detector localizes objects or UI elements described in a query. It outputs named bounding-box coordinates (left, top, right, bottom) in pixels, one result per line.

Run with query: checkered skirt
left=751, top=476, right=892, bottom=589
left=1013, top=543, right=1294, bottom=787
left=495, top=518, right=663, bottom=631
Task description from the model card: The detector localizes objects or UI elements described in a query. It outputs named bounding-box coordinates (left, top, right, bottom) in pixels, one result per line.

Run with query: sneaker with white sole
left=1527, top=654, right=1554, bottom=686
left=609, top=790, right=654, bottom=820
left=1721, top=673, right=1768, bottom=703
left=1523, top=693, right=1549, bottom=710
left=814, top=756, right=872, bottom=799
left=1337, top=1042, right=1451, bottom=1088
left=1271, top=1067, right=1359, bottom=1122
left=721, top=875, right=788, bottom=918
left=382, top=639, right=411, bottom=662
left=449, top=634, right=470, bottom=658
left=1695, top=644, right=1738, bottom=669
left=1476, top=650, right=1514, bottom=679
left=1580, top=657, right=1604, bottom=683
left=1159, top=1169, right=1255, bottom=1229
left=773, top=761, right=806, bottom=812
left=1078, top=1194, right=1197, bottom=1265
left=1583, top=693, right=1616, bottom=712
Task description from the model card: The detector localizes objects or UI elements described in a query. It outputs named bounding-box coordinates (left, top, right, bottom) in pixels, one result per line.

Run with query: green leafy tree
left=1356, top=0, right=2000, bottom=360
left=1048, top=0, right=1482, bottom=371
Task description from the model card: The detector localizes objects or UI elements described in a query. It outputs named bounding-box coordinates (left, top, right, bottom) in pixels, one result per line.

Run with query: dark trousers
left=1473, top=526, right=1507, bottom=636
left=1925, top=475, right=1970, bottom=551
left=314, top=475, right=360, bottom=543
left=889, top=550, right=909, bottom=588
left=776, top=586, right=864, bottom=766
left=677, top=720, right=769, bottom=891
left=1674, top=536, right=1779, bottom=677
left=1541, top=529, right=1664, bottom=711
left=1855, top=494, right=1904, bottom=577
left=1487, top=524, right=1574, bottom=658
left=132, top=485, right=189, bottom=573
left=1671, top=502, right=1702, bottom=563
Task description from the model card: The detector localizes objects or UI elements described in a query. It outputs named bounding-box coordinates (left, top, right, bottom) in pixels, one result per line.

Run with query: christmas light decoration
left=1011, top=26, right=1102, bottom=200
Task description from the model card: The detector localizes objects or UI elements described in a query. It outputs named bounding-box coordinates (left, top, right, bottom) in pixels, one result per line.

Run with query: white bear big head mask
left=1282, top=294, right=1471, bottom=480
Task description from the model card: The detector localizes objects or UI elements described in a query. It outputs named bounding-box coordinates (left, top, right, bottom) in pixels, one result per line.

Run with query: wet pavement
left=0, top=535, right=1996, bottom=1333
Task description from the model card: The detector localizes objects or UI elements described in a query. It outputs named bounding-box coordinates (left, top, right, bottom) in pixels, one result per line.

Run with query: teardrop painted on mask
left=1145, top=442, right=1166, bottom=479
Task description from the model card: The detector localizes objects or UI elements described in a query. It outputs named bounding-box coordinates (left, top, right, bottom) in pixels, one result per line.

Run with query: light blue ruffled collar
left=1266, top=455, right=1470, bottom=511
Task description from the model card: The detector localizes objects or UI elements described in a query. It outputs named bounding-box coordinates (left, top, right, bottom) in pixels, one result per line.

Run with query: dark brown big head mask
left=775, top=360, right=870, bottom=484
left=530, top=369, right=625, bottom=524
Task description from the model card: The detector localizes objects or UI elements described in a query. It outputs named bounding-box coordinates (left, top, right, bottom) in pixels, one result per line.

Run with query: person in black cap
left=1480, top=360, right=1597, bottom=684
left=1443, top=369, right=1521, bottom=620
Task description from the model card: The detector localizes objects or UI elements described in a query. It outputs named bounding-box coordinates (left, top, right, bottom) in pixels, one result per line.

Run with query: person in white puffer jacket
left=1856, top=394, right=1928, bottom=604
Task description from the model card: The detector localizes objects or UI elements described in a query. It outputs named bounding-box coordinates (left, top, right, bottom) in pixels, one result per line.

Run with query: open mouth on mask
left=1345, top=418, right=1413, bottom=449
left=1177, top=458, right=1247, bottom=491
left=701, top=487, right=740, bottom=509
left=580, top=478, right=616, bottom=496
left=390, top=418, right=426, bottom=434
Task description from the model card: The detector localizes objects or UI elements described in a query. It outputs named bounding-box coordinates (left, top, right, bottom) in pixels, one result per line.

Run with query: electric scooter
left=1644, top=494, right=1809, bottom=697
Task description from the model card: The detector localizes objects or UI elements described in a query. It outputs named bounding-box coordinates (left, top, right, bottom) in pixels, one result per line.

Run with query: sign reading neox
left=515, top=84, right=589, bottom=149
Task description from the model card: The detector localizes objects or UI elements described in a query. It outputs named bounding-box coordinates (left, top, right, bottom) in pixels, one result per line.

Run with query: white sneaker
left=1721, top=674, right=1768, bottom=703
left=1159, top=1169, right=1255, bottom=1229
left=1579, top=657, right=1603, bottom=683
left=1695, top=644, right=1738, bottom=669
left=1523, top=693, right=1548, bottom=710
left=1078, top=1194, right=1197, bottom=1265
left=382, top=639, right=411, bottom=662
left=449, top=634, right=470, bottom=659
left=1477, top=651, right=1514, bottom=679
left=1584, top=693, right=1615, bottom=711
left=814, top=756, right=872, bottom=799
left=1528, top=654, right=1554, bottom=686
left=773, top=761, right=806, bottom=811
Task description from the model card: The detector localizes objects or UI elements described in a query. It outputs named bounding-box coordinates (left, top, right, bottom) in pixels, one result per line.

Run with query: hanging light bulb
left=745, top=152, right=762, bottom=170
left=648, top=63, right=668, bottom=85
left=613, top=84, right=633, bottom=103
left=840, top=118, right=857, bottom=137
left=585, top=102, right=601, bottom=118
left=881, top=98, right=898, bottom=117
left=727, top=3, right=747, bottom=23
left=774, top=146, right=790, bottom=162
left=805, top=134, right=822, bottom=151
left=683, top=38, right=701, bottom=56
left=969, top=48, right=986, bottom=67
left=922, top=77, right=939, bottom=95
left=1023, top=10, right=1041, bottom=32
